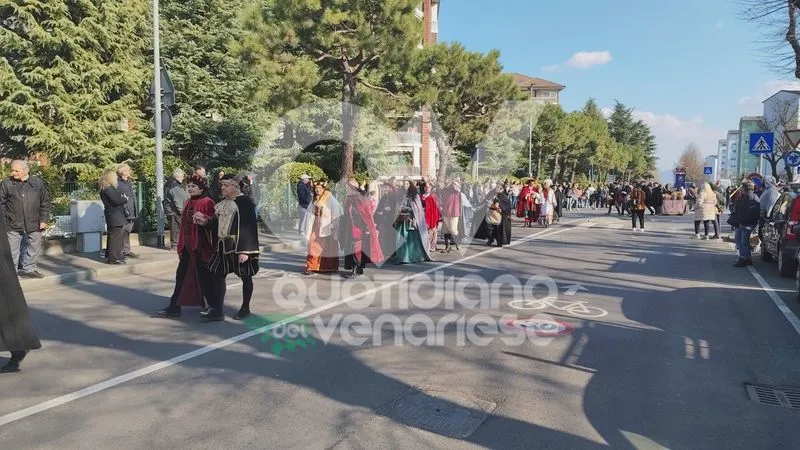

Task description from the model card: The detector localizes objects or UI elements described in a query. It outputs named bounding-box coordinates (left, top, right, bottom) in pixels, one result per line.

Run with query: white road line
left=747, top=266, right=800, bottom=336
left=723, top=238, right=800, bottom=337
left=0, top=218, right=588, bottom=428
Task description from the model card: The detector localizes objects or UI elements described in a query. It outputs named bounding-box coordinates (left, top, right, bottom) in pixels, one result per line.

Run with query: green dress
left=392, top=196, right=432, bottom=264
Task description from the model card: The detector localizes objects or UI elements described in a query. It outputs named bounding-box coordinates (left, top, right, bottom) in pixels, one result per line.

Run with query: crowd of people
left=3, top=158, right=773, bottom=373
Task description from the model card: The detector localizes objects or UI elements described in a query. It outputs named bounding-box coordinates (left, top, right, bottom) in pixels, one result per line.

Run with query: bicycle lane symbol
left=507, top=283, right=608, bottom=319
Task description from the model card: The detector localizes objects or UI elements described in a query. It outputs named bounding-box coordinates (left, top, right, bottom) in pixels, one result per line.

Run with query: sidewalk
left=20, top=231, right=303, bottom=293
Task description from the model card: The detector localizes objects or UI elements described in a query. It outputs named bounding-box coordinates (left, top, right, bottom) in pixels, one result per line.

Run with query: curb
left=20, top=258, right=178, bottom=293
left=22, top=239, right=305, bottom=293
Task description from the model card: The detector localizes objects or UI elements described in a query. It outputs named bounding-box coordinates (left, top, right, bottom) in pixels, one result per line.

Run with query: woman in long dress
left=538, top=179, right=557, bottom=227
left=420, top=182, right=442, bottom=252
left=0, top=202, right=41, bottom=373
left=393, top=183, right=434, bottom=264
left=303, top=182, right=342, bottom=275
left=156, top=175, right=216, bottom=317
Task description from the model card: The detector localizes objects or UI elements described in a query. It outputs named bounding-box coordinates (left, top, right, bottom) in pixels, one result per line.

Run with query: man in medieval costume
left=516, top=178, right=539, bottom=227
left=374, top=179, right=400, bottom=259
left=473, top=182, right=513, bottom=247
left=339, top=179, right=384, bottom=277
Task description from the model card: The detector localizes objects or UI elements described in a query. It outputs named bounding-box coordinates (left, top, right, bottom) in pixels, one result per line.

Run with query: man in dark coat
left=0, top=202, right=41, bottom=372
left=0, top=160, right=51, bottom=278
left=730, top=180, right=761, bottom=267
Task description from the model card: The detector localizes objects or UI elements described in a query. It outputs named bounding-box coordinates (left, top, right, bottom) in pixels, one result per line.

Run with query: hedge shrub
left=257, top=162, right=325, bottom=222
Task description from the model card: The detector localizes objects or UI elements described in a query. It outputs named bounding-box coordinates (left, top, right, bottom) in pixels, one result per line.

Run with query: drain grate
left=391, top=388, right=497, bottom=438
left=744, top=383, right=800, bottom=409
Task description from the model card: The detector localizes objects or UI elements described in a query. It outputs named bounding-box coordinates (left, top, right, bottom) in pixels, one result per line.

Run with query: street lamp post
left=153, top=0, right=165, bottom=247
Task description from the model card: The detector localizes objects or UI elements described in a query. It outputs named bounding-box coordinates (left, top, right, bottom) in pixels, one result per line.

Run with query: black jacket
left=101, top=186, right=129, bottom=228
left=0, top=176, right=51, bottom=233
left=297, top=181, right=312, bottom=209
left=733, top=191, right=761, bottom=227
left=117, top=177, right=136, bottom=220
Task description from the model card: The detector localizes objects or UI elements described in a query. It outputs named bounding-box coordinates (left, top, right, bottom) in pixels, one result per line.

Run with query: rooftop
left=510, top=73, right=565, bottom=91
left=762, top=90, right=800, bottom=104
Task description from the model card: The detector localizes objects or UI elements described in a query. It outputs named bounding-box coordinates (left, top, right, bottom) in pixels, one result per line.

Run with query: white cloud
left=602, top=107, right=724, bottom=172
left=737, top=79, right=800, bottom=113
left=566, top=51, right=613, bottom=69
left=541, top=51, right=612, bottom=72
left=715, top=21, right=724, bottom=29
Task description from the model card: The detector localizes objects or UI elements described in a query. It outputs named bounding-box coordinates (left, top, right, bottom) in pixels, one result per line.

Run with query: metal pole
left=528, top=114, right=532, bottom=178
left=153, top=0, right=165, bottom=247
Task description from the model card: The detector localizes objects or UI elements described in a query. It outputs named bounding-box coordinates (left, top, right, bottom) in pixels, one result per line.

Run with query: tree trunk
left=435, top=125, right=454, bottom=182
left=548, top=153, right=560, bottom=180
left=340, top=74, right=358, bottom=181
left=569, top=159, right=578, bottom=183
left=770, top=158, right=778, bottom=179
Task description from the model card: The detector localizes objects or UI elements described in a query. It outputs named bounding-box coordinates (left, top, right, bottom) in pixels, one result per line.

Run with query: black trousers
left=694, top=220, right=719, bottom=236
left=169, top=249, right=213, bottom=309
left=631, top=210, right=645, bottom=229
left=107, top=226, right=125, bottom=262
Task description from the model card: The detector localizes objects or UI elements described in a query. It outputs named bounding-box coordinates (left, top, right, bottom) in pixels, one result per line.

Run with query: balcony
left=388, top=131, right=421, bottom=152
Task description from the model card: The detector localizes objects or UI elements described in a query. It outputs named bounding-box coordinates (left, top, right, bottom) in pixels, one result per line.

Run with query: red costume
left=516, top=185, right=539, bottom=226
left=175, top=195, right=215, bottom=306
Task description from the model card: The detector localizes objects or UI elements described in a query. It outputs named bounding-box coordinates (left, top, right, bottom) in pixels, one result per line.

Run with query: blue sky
left=438, top=0, right=800, bottom=172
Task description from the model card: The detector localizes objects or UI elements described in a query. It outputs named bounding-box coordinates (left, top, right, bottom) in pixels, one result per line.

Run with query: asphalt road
left=2, top=209, right=800, bottom=449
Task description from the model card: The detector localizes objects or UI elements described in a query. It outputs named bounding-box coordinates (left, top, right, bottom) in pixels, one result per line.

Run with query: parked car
left=761, top=192, right=800, bottom=277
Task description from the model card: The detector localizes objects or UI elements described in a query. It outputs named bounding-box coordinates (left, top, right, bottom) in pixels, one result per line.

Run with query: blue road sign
left=749, top=132, right=774, bottom=154
left=704, top=167, right=713, bottom=175
left=786, top=150, right=800, bottom=167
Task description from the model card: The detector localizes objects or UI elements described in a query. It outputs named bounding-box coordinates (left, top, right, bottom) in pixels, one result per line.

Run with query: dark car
left=761, top=192, right=800, bottom=277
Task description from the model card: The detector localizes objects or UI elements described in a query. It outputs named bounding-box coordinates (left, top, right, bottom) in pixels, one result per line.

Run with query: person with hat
left=297, top=174, right=313, bottom=235
left=193, top=174, right=260, bottom=321
left=156, top=175, right=216, bottom=318
left=729, top=179, right=761, bottom=267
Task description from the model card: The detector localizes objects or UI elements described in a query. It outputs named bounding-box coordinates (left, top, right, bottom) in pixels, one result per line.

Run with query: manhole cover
left=744, top=383, right=800, bottom=409
left=391, top=388, right=497, bottom=438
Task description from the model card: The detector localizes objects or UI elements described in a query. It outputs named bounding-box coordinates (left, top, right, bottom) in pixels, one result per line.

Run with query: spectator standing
left=0, top=160, right=50, bottom=278
left=116, top=164, right=138, bottom=259
left=297, top=174, right=313, bottom=235
left=164, top=168, right=189, bottom=250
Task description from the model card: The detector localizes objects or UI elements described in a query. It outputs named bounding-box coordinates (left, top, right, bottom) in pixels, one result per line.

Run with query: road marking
left=747, top=266, right=800, bottom=336
left=0, top=219, right=588, bottom=427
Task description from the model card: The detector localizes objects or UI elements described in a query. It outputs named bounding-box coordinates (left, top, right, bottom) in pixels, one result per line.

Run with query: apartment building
left=726, top=130, right=739, bottom=178
left=717, top=139, right=728, bottom=179
left=511, top=73, right=565, bottom=105
left=737, top=117, right=765, bottom=178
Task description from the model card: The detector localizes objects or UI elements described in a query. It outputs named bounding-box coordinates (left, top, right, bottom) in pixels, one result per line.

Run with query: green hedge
left=257, top=162, right=325, bottom=222
left=129, top=155, right=188, bottom=232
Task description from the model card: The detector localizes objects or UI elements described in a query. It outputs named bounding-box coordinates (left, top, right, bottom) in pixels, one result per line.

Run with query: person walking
left=195, top=175, right=260, bottom=321
left=630, top=182, right=647, bottom=232
left=116, top=164, right=138, bottom=259
left=0, top=202, right=41, bottom=373
left=164, top=168, right=189, bottom=250
left=156, top=175, right=216, bottom=318
left=0, top=160, right=51, bottom=278
left=99, top=169, right=129, bottom=265
left=730, top=180, right=761, bottom=267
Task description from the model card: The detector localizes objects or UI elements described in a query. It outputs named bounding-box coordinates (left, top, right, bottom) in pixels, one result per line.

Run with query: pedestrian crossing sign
left=749, top=132, right=774, bottom=154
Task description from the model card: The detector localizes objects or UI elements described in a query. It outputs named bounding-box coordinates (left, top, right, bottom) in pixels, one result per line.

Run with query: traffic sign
left=704, top=167, right=713, bottom=175
left=785, top=129, right=800, bottom=149
left=749, top=132, right=774, bottom=154
left=786, top=150, right=800, bottom=167
left=748, top=172, right=763, bottom=188
left=148, top=58, right=176, bottom=107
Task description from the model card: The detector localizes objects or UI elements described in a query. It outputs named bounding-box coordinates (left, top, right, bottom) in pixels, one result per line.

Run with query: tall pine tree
left=160, top=0, right=266, bottom=169
left=0, top=0, right=151, bottom=170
